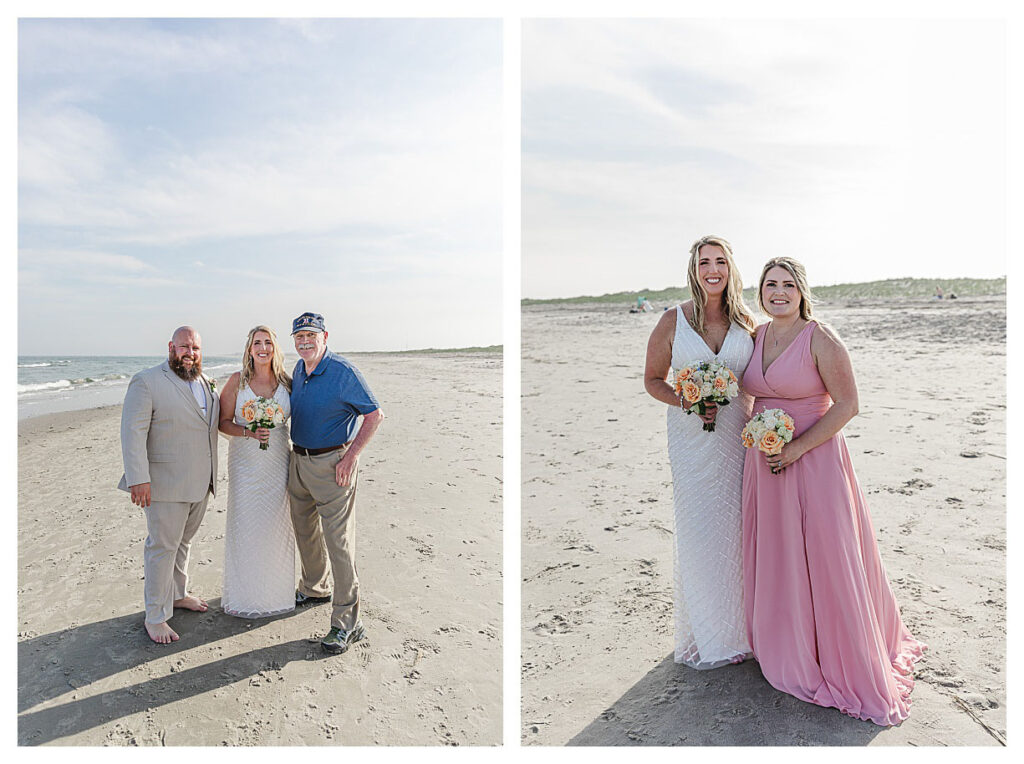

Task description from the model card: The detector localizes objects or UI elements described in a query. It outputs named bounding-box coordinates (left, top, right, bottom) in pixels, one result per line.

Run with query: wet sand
left=521, top=296, right=1005, bottom=746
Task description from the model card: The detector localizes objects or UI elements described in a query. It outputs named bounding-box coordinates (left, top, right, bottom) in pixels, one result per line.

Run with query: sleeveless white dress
left=222, top=382, right=296, bottom=618
left=667, top=306, right=754, bottom=668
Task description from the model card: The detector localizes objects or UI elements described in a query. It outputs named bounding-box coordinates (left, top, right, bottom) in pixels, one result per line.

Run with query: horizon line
left=521, top=275, right=1007, bottom=303
left=17, top=344, right=504, bottom=359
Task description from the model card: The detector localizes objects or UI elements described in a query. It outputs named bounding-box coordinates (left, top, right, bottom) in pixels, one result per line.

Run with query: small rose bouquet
left=672, top=360, right=741, bottom=432
left=240, top=396, right=286, bottom=451
left=741, top=408, right=796, bottom=473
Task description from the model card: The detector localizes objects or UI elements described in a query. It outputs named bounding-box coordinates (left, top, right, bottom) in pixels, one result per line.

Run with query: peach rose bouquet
left=672, top=359, right=741, bottom=432
left=741, top=408, right=796, bottom=473
left=240, top=396, right=287, bottom=451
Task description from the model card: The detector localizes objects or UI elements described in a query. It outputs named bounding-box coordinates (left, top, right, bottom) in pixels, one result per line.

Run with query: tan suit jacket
left=118, top=361, right=220, bottom=503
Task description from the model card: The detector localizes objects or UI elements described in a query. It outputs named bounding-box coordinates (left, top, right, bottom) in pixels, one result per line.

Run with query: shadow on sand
left=567, top=655, right=884, bottom=746
left=18, top=599, right=328, bottom=745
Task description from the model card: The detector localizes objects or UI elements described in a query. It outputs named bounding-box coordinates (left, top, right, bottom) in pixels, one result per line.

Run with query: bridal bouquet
left=240, top=396, right=286, bottom=451
left=741, top=408, right=796, bottom=473
left=672, top=360, right=740, bottom=432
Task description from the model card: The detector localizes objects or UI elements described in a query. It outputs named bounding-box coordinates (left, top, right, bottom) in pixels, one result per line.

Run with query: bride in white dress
left=217, top=325, right=296, bottom=618
left=644, top=235, right=757, bottom=669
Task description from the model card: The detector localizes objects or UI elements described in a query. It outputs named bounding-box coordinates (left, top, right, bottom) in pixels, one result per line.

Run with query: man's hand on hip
left=335, top=453, right=358, bottom=487
left=130, top=482, right=152, bottom=508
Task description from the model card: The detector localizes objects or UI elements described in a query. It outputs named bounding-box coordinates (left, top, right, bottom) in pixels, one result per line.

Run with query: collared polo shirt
left=290, top=348, right=379, bottom=449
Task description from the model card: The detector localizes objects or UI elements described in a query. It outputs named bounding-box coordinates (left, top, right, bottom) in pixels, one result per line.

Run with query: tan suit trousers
left=288, top=447, right=360, bottom=631
left=143, top=494, right=210, bottom=624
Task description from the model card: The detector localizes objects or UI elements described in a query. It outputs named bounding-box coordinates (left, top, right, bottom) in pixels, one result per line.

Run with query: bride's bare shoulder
left=650, top=303, right=679, bottom=342
left=658, top=302, right=685, bottom=329
left=679, top=300, right=694, bottom=323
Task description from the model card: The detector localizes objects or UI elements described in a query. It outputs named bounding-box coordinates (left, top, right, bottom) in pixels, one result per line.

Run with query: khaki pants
left=143, top=495, right=209, bottom=624
left=288, top=447, right=360, bottom=631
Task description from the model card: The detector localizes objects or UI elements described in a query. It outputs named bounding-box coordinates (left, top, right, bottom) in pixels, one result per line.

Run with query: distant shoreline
left=521, top=276, right=1006, bottom=306
left=17, top=345, right=503, bottom=361
left=17, top=345, right=502, bottom=421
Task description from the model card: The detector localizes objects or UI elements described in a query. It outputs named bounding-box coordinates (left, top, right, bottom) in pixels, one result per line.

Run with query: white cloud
left=19, top=105, right=118, bottom=188
left=18, top=20, right=253, bottom=78
left=19, top=249, right=186, bottom=295
left=21, top=249, right=156, bottom=273
left=19, top=32, right=501, bottom=248
left=523, top=18, right=1006, bottom=297
left=18, top=19, right=503, bottom=354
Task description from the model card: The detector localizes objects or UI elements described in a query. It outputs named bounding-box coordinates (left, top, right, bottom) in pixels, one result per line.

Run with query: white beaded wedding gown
left=667, top=306, right=754, bottom=668
left=222, top=382, right=296, bottom=618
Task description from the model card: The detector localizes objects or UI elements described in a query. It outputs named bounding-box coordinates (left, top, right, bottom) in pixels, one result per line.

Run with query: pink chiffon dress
left=741, top=321, right=926, bottom=726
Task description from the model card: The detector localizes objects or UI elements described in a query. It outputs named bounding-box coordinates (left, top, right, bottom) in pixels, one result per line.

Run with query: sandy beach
left=18, top=350, right=502, bottom=746
left=521, top=296, right=1006, bottom=746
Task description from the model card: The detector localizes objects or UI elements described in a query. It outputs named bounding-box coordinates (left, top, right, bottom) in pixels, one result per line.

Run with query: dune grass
left=359, top=344, right=502, bottom=356
left=521, top=277, right=1005, bottom=306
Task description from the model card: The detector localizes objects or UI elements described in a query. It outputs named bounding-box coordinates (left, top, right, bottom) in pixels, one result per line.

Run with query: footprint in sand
left=356, top=643, right=372, bottom=667
left=104, top=724, right=137, bottom=745
left=980, top=534, right=1005, bottom=551
left=532, top=614, right=573, bottom=635
left=713, top=702, right=756, bottom=721
left=920, top=665, right=966, bottom=688
left=434, top=721, right=458, bottom=746
left=886, top=478, right=934, bottom=495
left=408, top=535, right=435, bottom=558
left=651, top=683, right=682, bottom=705
left=403, top=638, right=442, bottom=657
left=959, top=692, right=1000, bottom=710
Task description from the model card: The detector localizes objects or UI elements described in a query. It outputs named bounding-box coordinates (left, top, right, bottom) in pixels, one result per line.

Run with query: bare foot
left=145, top=621, right=179, bottom=644
left=173, top=595, right=208, bottom=612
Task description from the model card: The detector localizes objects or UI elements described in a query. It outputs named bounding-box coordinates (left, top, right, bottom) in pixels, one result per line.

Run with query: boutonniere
left=208, top=376, right=218, bottom=393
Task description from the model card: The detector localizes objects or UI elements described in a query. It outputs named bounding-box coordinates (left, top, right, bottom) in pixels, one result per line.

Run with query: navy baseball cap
left=291, top=312, right=326, bottom=335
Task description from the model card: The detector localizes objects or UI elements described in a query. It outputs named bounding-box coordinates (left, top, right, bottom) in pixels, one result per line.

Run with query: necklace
left=769, top=320, right=803, bottom=348
left=250, top=373, right=277, bottom=398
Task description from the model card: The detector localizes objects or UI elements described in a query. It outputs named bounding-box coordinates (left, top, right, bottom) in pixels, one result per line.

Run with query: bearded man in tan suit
left=119, top=326, right=220, bottom=644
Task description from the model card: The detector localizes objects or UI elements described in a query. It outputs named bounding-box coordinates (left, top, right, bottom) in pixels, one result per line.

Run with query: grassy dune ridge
left=359, top=344, right=502, bottom=356
left=521, top=277, right=1006, bottom=306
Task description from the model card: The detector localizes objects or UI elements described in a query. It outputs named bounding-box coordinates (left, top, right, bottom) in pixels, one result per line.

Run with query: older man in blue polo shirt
left=288, top=311, right=385, bottom=654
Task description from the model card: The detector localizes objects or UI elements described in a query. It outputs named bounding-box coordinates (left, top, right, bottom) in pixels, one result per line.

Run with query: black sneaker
left=295, top=591, right=332, bottom=606
left=320, top=622, right=366, bottom=654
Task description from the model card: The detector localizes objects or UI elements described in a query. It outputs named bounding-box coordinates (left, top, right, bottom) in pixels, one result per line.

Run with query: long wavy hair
left=686, top=235, right=757, bottom=335
left=239, top=325, right=292, bottom=393
left=757, top=256, right=818, bottom=320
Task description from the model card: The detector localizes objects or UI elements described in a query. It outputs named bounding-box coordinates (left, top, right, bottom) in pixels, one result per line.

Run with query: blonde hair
left=757, top=256, right=818, bottom=320
left=686, top=235, right=757, bottom=335
left=240, top=325, right=292, bottom=393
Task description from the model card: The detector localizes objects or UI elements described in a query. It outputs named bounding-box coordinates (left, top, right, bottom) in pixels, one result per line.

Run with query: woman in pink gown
left=741, top=257, right=926, bottom=726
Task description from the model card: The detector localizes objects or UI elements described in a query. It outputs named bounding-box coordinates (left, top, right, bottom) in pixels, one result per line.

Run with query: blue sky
left=19, top=18, right=502, bottom=355
left=522, top=18, right=1007, bottom=298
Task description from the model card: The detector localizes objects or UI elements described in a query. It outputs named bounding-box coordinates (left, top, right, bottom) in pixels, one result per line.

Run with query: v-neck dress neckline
left=759, top=320, right=814, bottom=378
left=679, top=306, right=735, bottom=358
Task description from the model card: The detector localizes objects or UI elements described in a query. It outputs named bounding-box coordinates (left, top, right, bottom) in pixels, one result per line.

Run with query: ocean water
left=17, top=355, right=246, bottom=420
